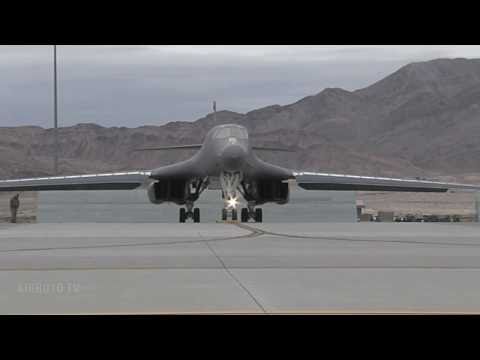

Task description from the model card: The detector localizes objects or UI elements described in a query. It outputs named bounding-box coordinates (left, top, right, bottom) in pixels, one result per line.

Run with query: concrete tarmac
left=1, top=222, right=480, bottom=314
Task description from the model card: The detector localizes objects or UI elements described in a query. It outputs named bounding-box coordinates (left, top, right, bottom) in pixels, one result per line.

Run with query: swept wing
left=294, top=172, right=480, bottom=192
left=0, top=171, right=153, bottom=192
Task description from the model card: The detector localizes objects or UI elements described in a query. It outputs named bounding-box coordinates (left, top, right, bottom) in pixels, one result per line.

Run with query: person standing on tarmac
left=10, top=193, right=20, bottom=223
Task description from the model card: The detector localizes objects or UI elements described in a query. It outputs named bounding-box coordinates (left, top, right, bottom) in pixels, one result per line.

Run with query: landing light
left=226, top=196, right=240, bottom=209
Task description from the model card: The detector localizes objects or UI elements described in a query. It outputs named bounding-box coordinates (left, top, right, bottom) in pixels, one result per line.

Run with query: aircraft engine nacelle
left=254, top=179, right=289, bottom=205
left=147, top=180, right=189, bottom=205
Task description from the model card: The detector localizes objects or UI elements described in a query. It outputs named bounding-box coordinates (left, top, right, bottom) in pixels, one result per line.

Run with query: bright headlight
left=226, top=196, right=239, bottom=209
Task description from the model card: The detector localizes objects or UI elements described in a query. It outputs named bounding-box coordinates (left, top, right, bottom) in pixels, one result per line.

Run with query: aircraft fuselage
left=163, top=124, right=293, bottom=180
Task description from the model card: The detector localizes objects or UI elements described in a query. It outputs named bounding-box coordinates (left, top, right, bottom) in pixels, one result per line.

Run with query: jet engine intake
left=147, top=180, right=189, bottom=205
left=247, top=179, right=289, bottom=205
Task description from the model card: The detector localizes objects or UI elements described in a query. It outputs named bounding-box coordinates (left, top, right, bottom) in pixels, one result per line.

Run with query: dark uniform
left=10, top=194, right=20, bottom=223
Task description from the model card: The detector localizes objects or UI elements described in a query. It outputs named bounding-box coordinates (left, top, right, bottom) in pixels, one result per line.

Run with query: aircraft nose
left=221, top=144, right=246, bottom=171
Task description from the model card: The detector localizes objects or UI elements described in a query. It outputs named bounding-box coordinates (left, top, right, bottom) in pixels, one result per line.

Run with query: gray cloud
left=0, top=45, right=479, bottom=128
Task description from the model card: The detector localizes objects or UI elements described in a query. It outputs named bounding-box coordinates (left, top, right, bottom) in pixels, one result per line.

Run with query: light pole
left=213, top=100, right=216, bottom=122
left=53, top=45, right=58, bottom=175
left=476, top=192, right=480, bottom=222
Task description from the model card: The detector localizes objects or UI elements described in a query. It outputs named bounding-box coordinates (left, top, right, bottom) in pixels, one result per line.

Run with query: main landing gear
left=179, top=177, right=208, bottom=223
left=240, top=202, right=262, bottom=223
left=179, top=207, right=200, bottom=223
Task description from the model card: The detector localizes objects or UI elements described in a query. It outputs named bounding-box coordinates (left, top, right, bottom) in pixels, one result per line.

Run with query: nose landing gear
left=221, top=204, right=238, bottom=221
left=219, top=171, right=243, bottom=222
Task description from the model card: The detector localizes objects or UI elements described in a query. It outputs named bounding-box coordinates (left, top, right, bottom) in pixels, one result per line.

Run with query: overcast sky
left=1, top=45, right=480, bottom=128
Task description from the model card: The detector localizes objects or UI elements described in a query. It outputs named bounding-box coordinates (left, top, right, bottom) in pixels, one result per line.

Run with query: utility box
left=377, top=211, right=394, bottom=222
left=359, top=213, right=373, bottom=222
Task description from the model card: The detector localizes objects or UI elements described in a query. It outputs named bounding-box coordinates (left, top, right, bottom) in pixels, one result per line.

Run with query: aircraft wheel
left=241, top=208, right=248, bottom=222
left=221, top=209, right=227, bottom=221
left=231, top=209, right=238, bottom=221
left=255, top=208, right=263, bottom=223
left=193, top=208, right=200, bottom=223
left=179, top=208, right=186, bottom=223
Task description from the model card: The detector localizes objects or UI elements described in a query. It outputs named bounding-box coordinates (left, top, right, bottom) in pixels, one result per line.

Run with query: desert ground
left=357, top=191, right=477, bottom=219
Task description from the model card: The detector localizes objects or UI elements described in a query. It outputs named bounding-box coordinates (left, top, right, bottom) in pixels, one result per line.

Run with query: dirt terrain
left=357, top=174, right=480, bottom=219
left=357, top=191, right=477, bottom=217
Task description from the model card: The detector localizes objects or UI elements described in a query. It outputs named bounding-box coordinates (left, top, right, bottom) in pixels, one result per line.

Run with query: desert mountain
left=1, top=58, right=480, bottom=180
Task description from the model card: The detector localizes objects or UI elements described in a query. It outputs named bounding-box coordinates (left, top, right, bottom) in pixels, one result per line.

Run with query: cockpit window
left=215, top=128, right=231, bottom=139
left=214, top=127, right=248, bottom=139
left=231, top=127, right=248, bottom=139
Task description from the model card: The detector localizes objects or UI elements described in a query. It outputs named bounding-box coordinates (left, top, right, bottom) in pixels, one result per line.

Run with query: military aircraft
left=1, top=107, right=480, bottom=223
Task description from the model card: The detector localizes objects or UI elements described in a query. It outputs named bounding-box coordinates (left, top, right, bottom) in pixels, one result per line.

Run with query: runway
left=1, top=221, right=480, bottom=314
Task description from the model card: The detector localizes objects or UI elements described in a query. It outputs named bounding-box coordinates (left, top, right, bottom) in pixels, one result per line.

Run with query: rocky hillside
left=2, top=58, right=480, bottom=180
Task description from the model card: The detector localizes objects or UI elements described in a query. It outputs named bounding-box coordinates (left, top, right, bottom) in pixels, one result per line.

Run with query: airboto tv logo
left=17, top=281, right=81, bottom=295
